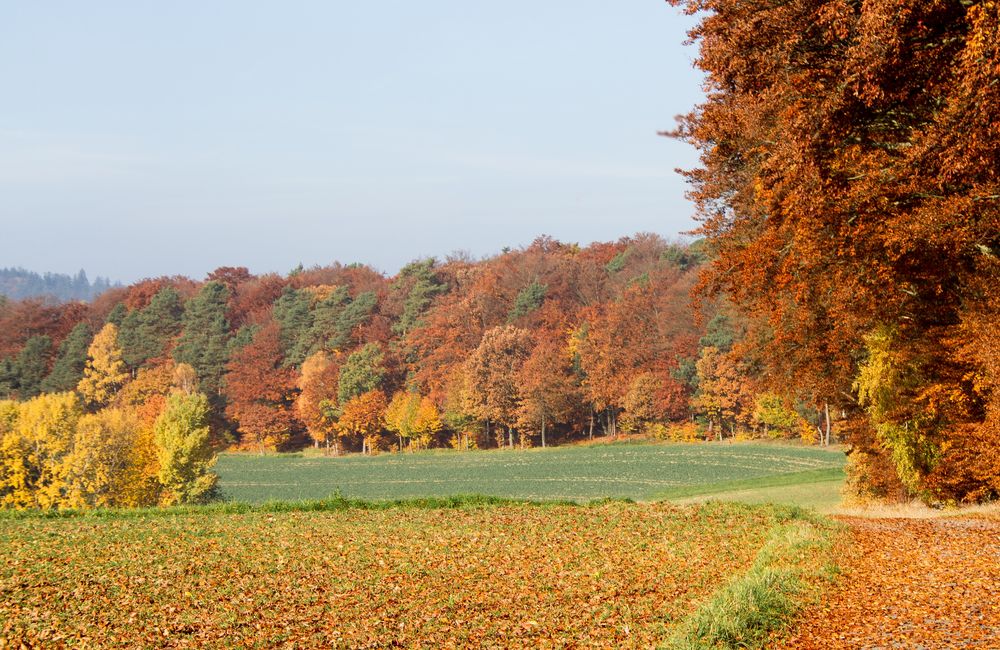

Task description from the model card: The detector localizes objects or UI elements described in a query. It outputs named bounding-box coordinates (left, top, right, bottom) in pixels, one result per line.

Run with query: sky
left=0, top=1, right=704, bottom=283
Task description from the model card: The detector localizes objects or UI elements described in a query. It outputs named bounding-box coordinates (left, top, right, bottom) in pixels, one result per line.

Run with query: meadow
left=216, top=441, right=846, bottom=505
left=0, top=500, right=839, bottom=648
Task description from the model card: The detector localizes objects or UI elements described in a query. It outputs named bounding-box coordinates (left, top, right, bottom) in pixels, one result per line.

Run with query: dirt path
left=781, top=516, right=1000, bottom=649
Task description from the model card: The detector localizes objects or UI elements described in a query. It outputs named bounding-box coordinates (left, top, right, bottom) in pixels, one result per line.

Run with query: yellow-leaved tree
left=412, top=396, right=443, bottom=450
left=384, top=392, right=440, bottom=450
left=61, top=407, right=160, bottom=509
left=0, top=392, right=81, bottom=509
left=77, top=323, right=130, bottom=408
left=385, top=391, right=419, bottom=450
left=153, top=392, right=218, bottom=505
left=0, top=400, right=22, bottom=506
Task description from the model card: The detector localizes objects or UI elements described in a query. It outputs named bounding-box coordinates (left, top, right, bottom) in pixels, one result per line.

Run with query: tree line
left=0, top=268, right=116, bottom=303
left=0, top=234, right=840, bottom=509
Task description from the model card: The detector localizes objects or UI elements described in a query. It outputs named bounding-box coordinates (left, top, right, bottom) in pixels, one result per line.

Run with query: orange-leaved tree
left=338, top=389, right=387, bottom=455
left=224, top=322, right=300, bottom=453
left=668, top=0, right=1000, bottom=502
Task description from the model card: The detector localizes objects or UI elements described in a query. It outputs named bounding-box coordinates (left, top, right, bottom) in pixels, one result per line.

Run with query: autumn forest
left=3, top=1, right=1000, bottom=646
left=1, top=2, right=998, bottom=520
left=2, top=235, right=769, bottom=508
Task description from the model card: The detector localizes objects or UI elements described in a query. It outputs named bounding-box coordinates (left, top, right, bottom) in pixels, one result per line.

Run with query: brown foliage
left=670, top=0, right=1000, bottom=501
left=123, top=277, right=198, bottom=310
left=1, top=503, right=789, bottom=647
left=0, top=300, right=87, bottom=358
left=114, top=361, right=175, bottom=427
left=464, top=325, right=532, bottom=432
left=224, top=322, right=300, bottom=451
left=338, top=389, right=388, bottom=453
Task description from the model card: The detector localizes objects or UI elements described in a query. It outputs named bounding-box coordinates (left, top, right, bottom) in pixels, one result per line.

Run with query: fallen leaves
left=779, top=516, right=1000, bottom=648
left=0, top=502, right=791, bottom=648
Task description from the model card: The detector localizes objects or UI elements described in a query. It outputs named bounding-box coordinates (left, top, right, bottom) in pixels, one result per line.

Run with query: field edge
left=666, top=503, right=843, bottom=649
left=0, top=493, right=617, bottom=521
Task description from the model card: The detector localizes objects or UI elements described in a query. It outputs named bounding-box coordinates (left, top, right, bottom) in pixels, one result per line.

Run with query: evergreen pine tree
left=105, top=303, right=127, bottom=327
left=173, top=282, right=231, bottom=395
left=507, top=280, right=547, bottom=323
left=0, top=357, right=17, bottom=399
left=391, top=259, right=446, bottom=336
left=332, top=291, right=377, bottom=350
left=272, top=286, right=313, bottom=367
left=117, top=308, right=144, bottom=370
left=13, top=335, right=52, bottom=399
left=306, top=286, right=350, bottom=354
left=121, top=287, right=184, bottom=369
left=41, top=323, right=93, bottom=393
left=337, top=342, right=385, bottom=404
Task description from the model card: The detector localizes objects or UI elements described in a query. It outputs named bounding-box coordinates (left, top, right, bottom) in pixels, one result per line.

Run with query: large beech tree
left=464, top=325, right=532, bottom=448
left=669, top=0, right=1000, bottom=502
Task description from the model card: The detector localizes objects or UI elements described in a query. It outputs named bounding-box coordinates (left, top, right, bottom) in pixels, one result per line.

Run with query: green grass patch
left=668, top=504, right=842, bottom=649
left=656, top=466, right=844, bottom=499
left=0, top=493, right=574, bottom=521
left=216, top=441, right=845, bottom=504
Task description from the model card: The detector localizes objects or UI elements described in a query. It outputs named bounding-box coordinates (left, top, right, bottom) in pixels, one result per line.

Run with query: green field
left=217, top=441, right=846, bottom=505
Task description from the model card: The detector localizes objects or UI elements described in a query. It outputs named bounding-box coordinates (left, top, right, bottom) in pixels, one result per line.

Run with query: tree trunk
left=589, top=410, right=594, bottom=440
left=823, top=402, right=832, bottom=446
left=541, top=413, right=546, bottom=449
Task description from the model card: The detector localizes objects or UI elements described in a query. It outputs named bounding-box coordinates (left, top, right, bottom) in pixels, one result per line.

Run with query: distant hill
left=0, top=267, right=117, bottom=302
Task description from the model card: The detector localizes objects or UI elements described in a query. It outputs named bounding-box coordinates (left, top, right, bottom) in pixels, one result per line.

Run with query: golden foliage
left=61, top=408, right=159, bottom=509
left=77, top=323, right=130, bottom=407
left=0, top=392, right=81, bottom=509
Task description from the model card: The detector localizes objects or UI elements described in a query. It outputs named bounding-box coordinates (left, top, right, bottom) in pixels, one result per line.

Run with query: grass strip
left=0, top=493, right=618, bottom=521
left=656, top=467, right=845, bottom=501
left=667, top=504, right=842, bottom=649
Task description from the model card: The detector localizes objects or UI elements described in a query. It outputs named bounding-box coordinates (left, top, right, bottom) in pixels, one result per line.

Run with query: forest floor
left=780, top=513, right=1000, bottom=649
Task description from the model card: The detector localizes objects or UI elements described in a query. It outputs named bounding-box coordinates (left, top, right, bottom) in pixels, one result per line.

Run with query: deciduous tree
left=296, top=351, right=341, bottom=450
left=338, top=389, right=388, bottom=454
left=465, top=325, right=531, bottom=447
left=78, top=323, right=129, bottom=408
left=224, top=323, right=300, bottom=452
left=153, top=392, right=218, bottom=505
left=668, top=0, right=1000, bottom=501
left=62, top=407, right=159, bottom=509
left=0, top=392, right=81, bottom=509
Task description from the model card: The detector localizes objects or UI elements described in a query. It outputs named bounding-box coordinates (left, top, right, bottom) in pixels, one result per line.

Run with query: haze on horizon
left=0, top=1, right=703, bottom=283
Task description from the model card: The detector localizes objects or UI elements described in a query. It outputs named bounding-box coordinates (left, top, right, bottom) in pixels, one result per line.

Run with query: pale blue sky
left=0, top=1, right=702, bottom=282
